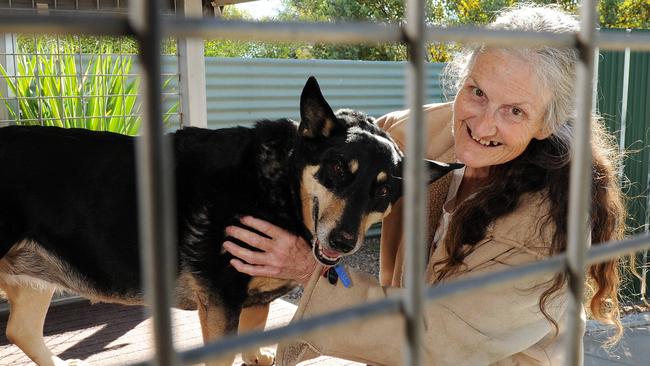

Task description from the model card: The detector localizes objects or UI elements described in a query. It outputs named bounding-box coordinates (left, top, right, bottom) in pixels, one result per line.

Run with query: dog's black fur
left=0, top=77, right=461, bottom=365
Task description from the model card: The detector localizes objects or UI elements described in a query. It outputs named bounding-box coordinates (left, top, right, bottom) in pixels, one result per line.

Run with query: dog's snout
left=330, top=231, right=356, bottom=253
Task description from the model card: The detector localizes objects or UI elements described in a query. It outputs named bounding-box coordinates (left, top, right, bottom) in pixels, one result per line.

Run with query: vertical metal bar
left=566, top=1, right=597, bottom=365
left=12, top=34, right=19, bottom=124
left=33, top=35, right=43, bottom=125
left=119, top=40, right=128, bottom=134
left=403, top=0, right=426, bottom=365
left=177, top=0, right=207, bottom=128
left=56, top=34, right=64, bottom=126
left=77, top=35, right=84, bottom=128
left=618, top=30, right=631, bottom=158
left=131, top=0, right=179, bottom=365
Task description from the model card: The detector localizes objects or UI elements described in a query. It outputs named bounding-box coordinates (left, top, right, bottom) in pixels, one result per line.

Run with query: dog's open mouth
left=311, top=196, right=343, bottom=266
left=313, top=240, right=342, bottom=266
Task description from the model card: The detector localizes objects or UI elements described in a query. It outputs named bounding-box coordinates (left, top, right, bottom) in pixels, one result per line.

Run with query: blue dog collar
left=334, top=264, right=352, bottom=288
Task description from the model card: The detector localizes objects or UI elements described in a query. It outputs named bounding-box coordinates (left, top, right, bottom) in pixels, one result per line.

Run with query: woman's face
left=453, top=50, right=551, bottom=171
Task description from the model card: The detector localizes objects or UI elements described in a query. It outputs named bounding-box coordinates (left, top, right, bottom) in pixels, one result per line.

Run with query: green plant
left=0, top=40, right=178, bottom=136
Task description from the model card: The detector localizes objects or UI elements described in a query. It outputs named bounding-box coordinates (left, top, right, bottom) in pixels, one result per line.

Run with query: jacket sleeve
left=374, top=102, right=455, bottom=161
left=277, top=238, right=564, bottom=366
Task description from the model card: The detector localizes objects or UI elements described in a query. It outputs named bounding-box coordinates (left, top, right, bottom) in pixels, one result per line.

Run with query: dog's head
left=295, top=76, right=462, bottom=266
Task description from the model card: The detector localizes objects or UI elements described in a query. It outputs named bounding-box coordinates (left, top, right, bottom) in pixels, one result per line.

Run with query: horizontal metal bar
left=0, top=14, right=133, bottom=36
left=597, top=31, right=650, bottom=51
left=161, top=231, right=650, bottom=365
left=587, top=233, right=650, bottom=266
left=164, top=18, right=402, bottom=44
left=176, top=296, right=402, bottom=365
left=425, top=26, right=576, bottom=48
left=1, top=15, right=649, bottom=52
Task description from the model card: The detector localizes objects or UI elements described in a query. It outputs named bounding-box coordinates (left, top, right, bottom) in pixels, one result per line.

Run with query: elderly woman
left=223, top=4, right=625, bottom=365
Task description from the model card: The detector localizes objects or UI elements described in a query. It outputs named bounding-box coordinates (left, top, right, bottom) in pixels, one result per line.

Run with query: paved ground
left=584, top=313, right=650, bottom=366
left=2, top=297, right=650, bottom=365
left=0, top=299, right=361, bottom=366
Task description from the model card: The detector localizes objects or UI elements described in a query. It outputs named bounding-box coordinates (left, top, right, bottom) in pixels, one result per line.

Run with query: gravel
left=281, top=237, right=380, bottom=305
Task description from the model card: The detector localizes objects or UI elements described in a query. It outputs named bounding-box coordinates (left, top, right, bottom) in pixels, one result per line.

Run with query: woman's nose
left=473, top=107, right=498, bottom=137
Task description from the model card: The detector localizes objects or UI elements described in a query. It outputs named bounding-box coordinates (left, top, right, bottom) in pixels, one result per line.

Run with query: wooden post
left=178, top=0, right=208, bottom=128
left=0, top=33, right=15, bottom=126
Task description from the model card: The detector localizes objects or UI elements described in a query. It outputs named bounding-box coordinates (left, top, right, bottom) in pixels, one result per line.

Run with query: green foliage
left=207, top=0, right=647, bottom=62
left=0, top=39, right=178, bottom=136
left=600, top=0, right=650, bottom=29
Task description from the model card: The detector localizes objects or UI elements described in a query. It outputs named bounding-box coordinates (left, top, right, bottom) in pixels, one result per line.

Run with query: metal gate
left=1, top=1, right=650, bottom=365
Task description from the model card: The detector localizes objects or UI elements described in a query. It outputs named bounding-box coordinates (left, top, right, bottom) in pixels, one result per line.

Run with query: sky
left=234, top=0, right=284, bottom=19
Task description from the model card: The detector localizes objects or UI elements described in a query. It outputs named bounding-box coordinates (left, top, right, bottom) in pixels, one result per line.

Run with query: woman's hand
left=223, top=216, right=318, bottom=286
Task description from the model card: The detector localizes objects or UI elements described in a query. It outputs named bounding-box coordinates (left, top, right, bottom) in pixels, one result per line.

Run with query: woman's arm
left=277, top=239, right=563, bottom=366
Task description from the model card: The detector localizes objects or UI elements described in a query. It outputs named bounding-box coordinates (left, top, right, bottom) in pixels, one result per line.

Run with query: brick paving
left=0, top=299, right=361, bottom=366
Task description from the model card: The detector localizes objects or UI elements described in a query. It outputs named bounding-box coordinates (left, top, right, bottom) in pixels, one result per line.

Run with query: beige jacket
left=277, top=103, right=582, bottom=366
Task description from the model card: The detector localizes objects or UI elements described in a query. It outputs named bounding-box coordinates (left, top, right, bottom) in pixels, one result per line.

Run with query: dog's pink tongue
left=322, top=247, right=340, bottom=259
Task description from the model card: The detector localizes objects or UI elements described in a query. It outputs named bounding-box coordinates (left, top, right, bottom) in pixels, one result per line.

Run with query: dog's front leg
left=238, top=303, right=273, bottom=366
left=2, top=283, right=82, bottom=366
left=196, top=293, right=238, bottom=366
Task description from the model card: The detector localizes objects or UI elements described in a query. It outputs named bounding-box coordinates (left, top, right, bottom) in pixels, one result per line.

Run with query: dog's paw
left=241, top=347, right=275, bottom=366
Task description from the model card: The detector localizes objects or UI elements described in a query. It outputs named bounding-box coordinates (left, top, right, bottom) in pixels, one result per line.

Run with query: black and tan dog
left=0, top=77, right=461, bottom=366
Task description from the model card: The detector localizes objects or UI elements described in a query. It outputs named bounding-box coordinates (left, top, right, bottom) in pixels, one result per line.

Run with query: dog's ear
left=395, top=159, right=464, bottom=183
left=299, top=76, right=344, bottom=139
left=426, top=160, right=464, bottom=183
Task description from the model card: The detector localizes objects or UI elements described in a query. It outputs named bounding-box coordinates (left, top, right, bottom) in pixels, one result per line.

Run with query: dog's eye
left=331, top=161, right=346, bottom=178
left=376, top=186, right=390, bottom=198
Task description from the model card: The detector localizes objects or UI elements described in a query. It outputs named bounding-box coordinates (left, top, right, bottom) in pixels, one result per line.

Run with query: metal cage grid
left=1, top=1, right=650, bottom=365
left=0, top=0, right=180, bottom=132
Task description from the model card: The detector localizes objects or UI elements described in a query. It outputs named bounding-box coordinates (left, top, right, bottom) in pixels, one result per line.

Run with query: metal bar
left=597, top=30, right=650, bottom=51
left=129, top=230, right=650, bottom=366
left=425, top=26, right=576, bottom=48
left=0, top=14, right=133, bottom=36
left=618, top=30, right=631, bottom=163
left=178, top=297, right=403, bottom=366
left=33, top=36, right=43, bottom=125
left=403, top=0, right=426, bottom=365
left=1, top=14, right=650, bottom=51
left=565, top=1, right=597, bottom=365
left=77, top=35, right=84, bottom=129
left=586, top=233, right=650, bottom=266
left=131, top=0, right=178, bottom=365
left=164, top=18, right=402, bottom=44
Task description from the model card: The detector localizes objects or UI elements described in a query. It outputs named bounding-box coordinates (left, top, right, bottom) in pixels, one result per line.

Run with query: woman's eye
left=471, top=87, right=484, bottom=98
left=512, top=107, right=523, bottom=116
left=376, top=186, right=389, bottom=198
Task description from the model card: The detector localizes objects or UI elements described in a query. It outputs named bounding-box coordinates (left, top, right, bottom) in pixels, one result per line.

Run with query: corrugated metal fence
left=203, top=58, right=446, bottom=128
left=597, top=46, right=650, bottom=300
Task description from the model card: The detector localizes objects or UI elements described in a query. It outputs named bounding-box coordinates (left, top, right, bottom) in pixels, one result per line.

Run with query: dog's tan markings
left=174, top=271, right=199, bottom=310
left=0, top=281, right=63, bottom=366
left=349, top=160, right=359, bottom=174
left=239, top=304, right=275, bottom=366
left=302, top=128, right=314, bottom=138
left=248, top=276, right=293, bottom=294
left=0, top=241, right=142, bottom=306
left=196, top=291, right=236, bottom=366
left=321, top=118, right=335, bottom=137
left=377, top=171, right=388, bottom=183
left=384, top=203, right=393, bottom=218
left=361, top=211, right=386, bottom=233
left=300, top=165, right=320, bottom=234
left=300, top=164, right=346, bottom=242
